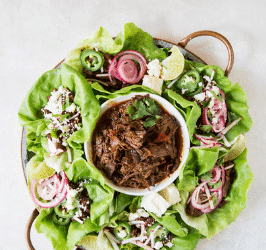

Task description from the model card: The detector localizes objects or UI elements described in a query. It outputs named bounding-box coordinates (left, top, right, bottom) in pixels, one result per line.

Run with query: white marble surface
left=1, top=0, right=266, bottom=249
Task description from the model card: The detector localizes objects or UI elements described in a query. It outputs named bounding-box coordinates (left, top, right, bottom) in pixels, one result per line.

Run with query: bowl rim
left=84, top=92, right=190, bottom=196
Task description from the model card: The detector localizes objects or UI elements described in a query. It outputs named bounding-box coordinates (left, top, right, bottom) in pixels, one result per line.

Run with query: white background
left=1, top=0, right=266, bottom=249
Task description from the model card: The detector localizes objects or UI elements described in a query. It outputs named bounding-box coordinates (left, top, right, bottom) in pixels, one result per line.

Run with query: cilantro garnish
left=210, top=90, right=223, bottom=102
left=200, top=172, right=212, bottom=182
left=59, top=114, right=70, bottom=121
left=209, top=180, right=223, bottom=190
left=126, top=98, right=161, bottom=128
left=50, top=128, right=58, bottom=139
left=199, top=125, right=213, bottom=133
left=62, top=96, right=70, bottom=111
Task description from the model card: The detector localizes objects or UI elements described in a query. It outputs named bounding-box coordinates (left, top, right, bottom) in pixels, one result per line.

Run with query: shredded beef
left=92, top=95, right=183, bottom=189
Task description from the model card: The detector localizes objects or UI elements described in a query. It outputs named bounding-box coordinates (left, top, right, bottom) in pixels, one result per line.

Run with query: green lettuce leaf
left=66, top=219, right=101, bottom=250
left=174, top=148, right=253, bottom=238
left=18, top=63, right=101, bottom=155
left=65, top=158, right=114, bottom=224
left=90, top=82, right=159, bottom=104
left=178, top=147, right=220, bottom=192
left=65, top=22, right=166, bottom=74
left=31, top=157, right=114, bottom=250
left=35, top=208, right=69, bottom=250
left=149, top=212, right=188, bottom=237
left=163, top=89, right=201, bottom=143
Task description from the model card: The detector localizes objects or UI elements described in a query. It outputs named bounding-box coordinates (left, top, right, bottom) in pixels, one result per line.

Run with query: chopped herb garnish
left=199, top=125, right=213, bottom=133
left=62, top=96, right=70, bottom=111
left=209, top=180, right=223, bottom=190
left=200, top=172, right=212, bottom=182
left=126, top=98, right=161, bottom=127
left=50, top=128, right=58, bottom=139
left=59, top=114, right=70, bottom=121
left=227, top=111, right=238, bottom=124
left=201, top=99, right=211, bottom=108
left=210, top=90, right=223, bottom=102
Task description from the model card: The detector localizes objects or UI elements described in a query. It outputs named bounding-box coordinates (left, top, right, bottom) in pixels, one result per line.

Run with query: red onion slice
left=201, top=188, right=223, bottom=213
left=210, top=167, right=221, bottom=183
left=108, top=50, right=147, bottom=84
left=31, top=171, right=68, bottom=208
left=202, top=90, right=227, bottom=133
left=210, top=165, right=225, bottom=192
left=190, top=181, right=211, bottom=211
left=37, top=174, right=60, bottom=200
left=117, top=59, right=138, bottom=83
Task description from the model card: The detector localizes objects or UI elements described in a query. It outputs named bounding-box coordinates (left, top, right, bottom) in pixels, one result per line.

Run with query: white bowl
left=84, top=92, right=190, bottom=196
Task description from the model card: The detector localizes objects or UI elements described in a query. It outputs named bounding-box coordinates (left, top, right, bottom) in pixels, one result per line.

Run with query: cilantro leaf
left=126, top=105, right=136, bottom=115
left=199, top=125, right=213, bottom=133
left=62, top=96, right=70, bottom=111
left=209, top=180, right=223, bottom=190
left=130, top=100, right=151, bottom=120
left=210, top=90, right=223, bottom=102
left=143, top=116, right=157, bottom=128
left=200, top=172, right=212, bottom=182
left=126, top=98, right=161, bottom=128
left=143, top=98, right=160, bottom=116
left=59, top=114, right=70, bottom=121
left=50, top=128, right=58, bottom=139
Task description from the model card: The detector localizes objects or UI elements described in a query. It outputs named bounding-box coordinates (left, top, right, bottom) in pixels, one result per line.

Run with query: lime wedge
left=77, top=235, right=100, bottom=250
left=161, top=45, right=184, bottom=80
left=224, top=134, right=246, bottom=162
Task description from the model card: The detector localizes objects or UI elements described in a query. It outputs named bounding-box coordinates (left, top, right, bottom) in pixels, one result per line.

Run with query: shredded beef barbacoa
left=92, top=95, right=183, bottom=189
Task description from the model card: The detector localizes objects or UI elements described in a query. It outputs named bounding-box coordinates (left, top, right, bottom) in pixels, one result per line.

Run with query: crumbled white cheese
left=203, top=75, right=211, bottom=83
left=158, top=183, right=182, bottom=206
left=194, top=92, right=206, bottom=102
left=129, top=212, right=139, bottom=221
left=117, top=230, right=127, bottom=239
left=182, top=75, right=194, bottom=86
left=141, top=192, right=170, bottom=217
left=208, top=98, right=215, bottom=109
left=65, top=103, right=76, bottom=113
left=154, top=241, right=163, bottom=250
left=206, top=90, right=214, bottom=99
left=165, top=242, right=173, bottom=248
left=181, top=88, right=188, bottom=94
left=142, top=75, right=164, bottom=94
left=212, top=116, right=219, bottom=124
left=45, top=90, right=63, bottom=114
left=147, top=59, right=162, bottom=78
left=198, top=82, right=203, bottom=87
left=65, top=187, right=78, bottom=210
left=137, top=209, right=149, bottom=218
left=211, top=85, right=220, bottom=95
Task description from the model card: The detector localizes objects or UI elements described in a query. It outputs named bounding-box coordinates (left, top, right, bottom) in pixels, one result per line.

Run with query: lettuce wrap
left=65, top=22, right=167, bottom=74
left=164, top=61, right=252, bottom=143
left=173, top=148, right=253, bottom=239
left=29, top=157, right=114, bottom=250
left=18, top=63, right=101, bottom=156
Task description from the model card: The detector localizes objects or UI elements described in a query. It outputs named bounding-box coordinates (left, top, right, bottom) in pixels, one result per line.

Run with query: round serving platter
left=21, top=30, right=234, bottom=250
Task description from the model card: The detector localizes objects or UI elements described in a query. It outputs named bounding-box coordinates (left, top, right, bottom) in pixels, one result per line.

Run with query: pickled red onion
left=202, top=90, right=227, bottom=133
left=30, top=171, right=68, bottom=208
left=37, top=174, right=60, bottom=200
left=108, top=50, right=147, bottom=84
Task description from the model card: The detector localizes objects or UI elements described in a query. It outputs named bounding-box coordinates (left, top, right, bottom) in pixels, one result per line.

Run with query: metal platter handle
left=25, top=209, right=39, bottom=250
left=178, top=30, right=234, bottom=77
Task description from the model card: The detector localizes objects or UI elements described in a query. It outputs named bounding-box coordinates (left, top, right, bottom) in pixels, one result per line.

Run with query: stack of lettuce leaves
left=18, top=22, right=253, bottom=250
